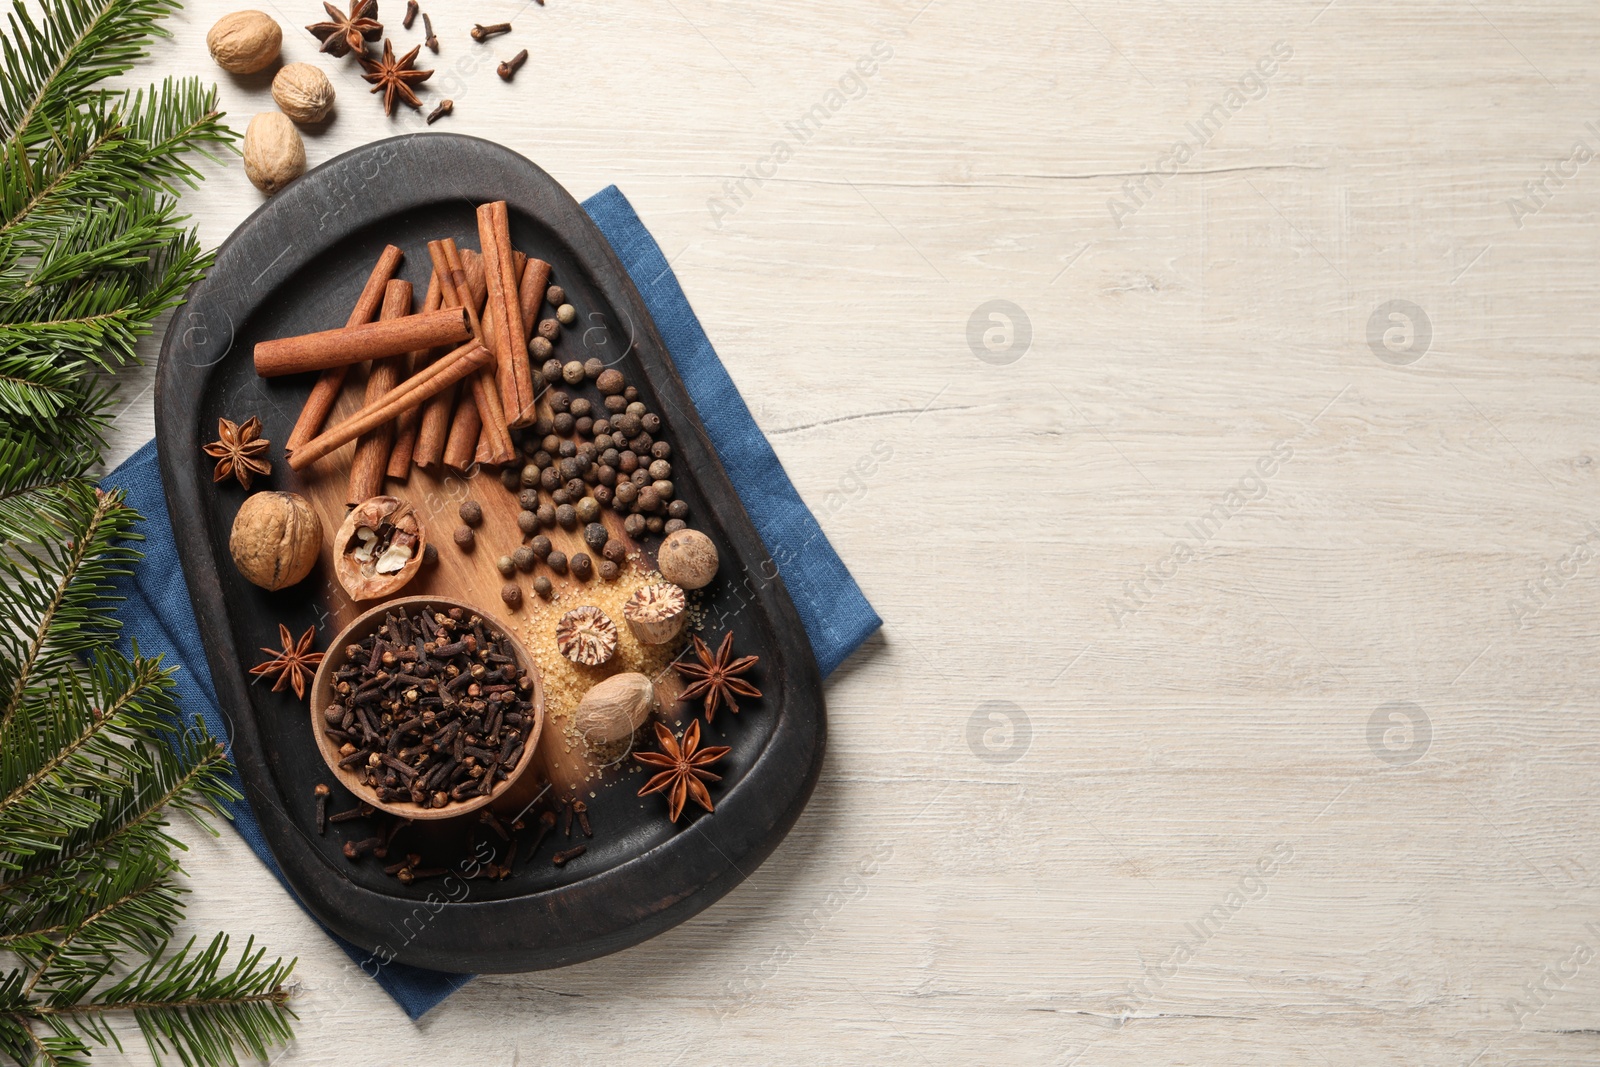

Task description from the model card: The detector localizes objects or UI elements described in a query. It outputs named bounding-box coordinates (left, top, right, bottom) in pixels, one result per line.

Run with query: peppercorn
left=604, top=394, right=627, bottom=413
left=614, top=480, right=638, bottom=506
left=646, top=516, right=665, bottom=535
left=553, top=488, right=572, bottom=506
left=568, top=396, right=591, bottom=418
left=641, top=413, right=662, bottom=434
left=649, top=459, right=671, bottom=480
left=583, top=522, right=608, bottom=551
left=558, top=440, right=577, bottom=459
left=518, top=489, right=539, bottom=512
left=495, top=555, right=515, bottom=578
left=500, top=467, right=521, bottom=490
left=556, top=303, right=577, bottom=326
left=593, top=483, right=613, bottom=505
left=651, top=441, right=672, bottom=460
left=546, top=284, right=566, bottom=306
left=624, top=386, right=639, bottom=401
left=501, top=583, right=522, bottom=607
left=626, top=401, right=646, bottom=417
left=513, top=546, right=535, bottom=572
left=538, top=319, right=560, bottom=342
left=597, top=465, right=617, bottom=488
left=630, top=433, right=653, bottom=455
left=614, top=413, right=641, bottom=438
left=623, top=513, right=646, bottom=538
left=653, top=480, right=674, bottom=501
left=519, top=464, right=539, bottom=488
left=664, top=519, right=686, bottom=536
left=556, top=456, right=579, bottom=481
left=530, top=535, right=553, bottom=560
left=667, top=499, right=689, bottom=520
left=422, top=543, right=439, bottom=566
left=599, top=559, right=620, bottom=581
left=542, top=433, right=562, bottom=454
left=594, top=419, right=612, bottom=438
left=562, top=360, right=584, bottom=385
left=533, top=575, right=553, bottom=600
left=553, top=412, right=575, bottom=435
left=637, top=486, right=661, bottom=512
left=459, top=500, right=483, bottom=526
left=540, top=467, right=561, bottom=492
left=546, top=550, right=567, bottom=574
left=619, top=451, right=640, bottom=475
left=600, top=447, right=621, bottom=467
left=597, top=368, right=625, bottom=395
left=535, top=503, right=555, bottom=527
left=575, top=497, right=600, bottom=523
left=542, top=358, right=563, bottom=382
left=570, top=552, right=592, bottom=579
left=631, top=468, right=650, bottom=487
left=603, top=538, right=626, bottom=563
left=584, top=357, right=605, bottom=380
left=555, top=504, right=577, bottom=529
left=549, top=390, right=570, bottom=414
left=531, top=335, right=554, bottom=361
left=534, top=450, right=553, bottom=469
left=454, top=526, right=475, bottom=550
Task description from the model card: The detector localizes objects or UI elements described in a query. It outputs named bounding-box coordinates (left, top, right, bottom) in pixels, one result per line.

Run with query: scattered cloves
left=498, top=48, right=528, bottom=81
left=573, top=800, right=592, bottom=838
left=403, top=0, right=418, bottom=28
left=427, top=98, right=453, bottom=124
left=472, top=22, right=511, bottom=42
left=552, top=845, right=586, bottom=867
left=423, top=12, right=438, bottom=52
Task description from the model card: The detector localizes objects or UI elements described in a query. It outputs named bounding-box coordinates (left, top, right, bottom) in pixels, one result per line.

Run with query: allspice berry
left=229, top=491, right=321, bottom=591
left=458, top=500, right=483, bottom=526
left=557, top=304, right=577, bottom=326
left=658, top=528, right=719, bottom=589
left=453, top=525, right=476, bottom=551
left=243, top=112, right=305, bottom=195
left=272, top=62, right=335, bottom=123
left=207, top=10, right=282, bottom=73
left=533, top=576, right=553, bottom=600
left=496, top=555, right=516, bottom=578
left=562, top=360, right=585, bottom=385
left=501, top=583, right=523, bottom=608
left=597, top=368, right=625, bottom=395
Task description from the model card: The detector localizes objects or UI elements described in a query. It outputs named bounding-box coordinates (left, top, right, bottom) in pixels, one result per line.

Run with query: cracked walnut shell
left=555, top=606, right=618, bottom=667
left=230, top=492, right=321, bottom=591
left=333, top=496, right=425, bottom=601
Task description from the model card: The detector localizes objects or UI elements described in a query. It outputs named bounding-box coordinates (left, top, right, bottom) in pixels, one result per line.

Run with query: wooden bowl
left=309, top=595, right=544, bottom=820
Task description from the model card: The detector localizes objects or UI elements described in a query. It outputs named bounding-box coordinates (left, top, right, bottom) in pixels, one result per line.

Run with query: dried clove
left=552, top=845, right=586, bottom=867
left=314, top=783, right=330, bottom=834
left=472, top=22, right=512, bottom=42
left=498, top=48, right=528, bottom=81
left=423, top=12, right=438, bottom=51
left=403, top=0, right=418, bottom=28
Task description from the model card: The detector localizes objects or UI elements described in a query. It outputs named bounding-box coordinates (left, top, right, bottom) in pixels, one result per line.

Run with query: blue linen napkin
left=98, top=186, right=880, bottom=1020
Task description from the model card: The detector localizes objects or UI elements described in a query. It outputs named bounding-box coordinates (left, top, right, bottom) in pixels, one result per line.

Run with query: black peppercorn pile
left=322, top=605, right=535, bottom=809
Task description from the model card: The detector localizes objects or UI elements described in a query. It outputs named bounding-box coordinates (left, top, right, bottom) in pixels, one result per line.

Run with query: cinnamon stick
left=460, top=247, right=488, bottom=310
left=348, top=278, right=413, bottom=505
left=255, top=307, right=471, bottom=377
left=286, top=244, right=403, bottom=450
left=477, top=201, right=532, bottom=427
left=435, top=239, right=515, bottom=465
left=519, top=258, right=551, bottom=343
left=289, top=343, right=492, bottom=471
left=386, top=271, right=443, bottom=480
left=443, top=394, right=482, bottom=472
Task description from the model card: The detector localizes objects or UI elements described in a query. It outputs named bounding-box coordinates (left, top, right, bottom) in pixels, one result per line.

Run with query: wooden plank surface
left=97, top=0, right=1600, bottom=1062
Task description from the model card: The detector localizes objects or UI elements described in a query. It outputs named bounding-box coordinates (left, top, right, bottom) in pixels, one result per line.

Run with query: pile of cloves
left=321, top=604, right=535, bottom=808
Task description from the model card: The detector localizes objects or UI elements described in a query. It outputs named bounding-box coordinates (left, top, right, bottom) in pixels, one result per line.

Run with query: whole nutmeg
left=271, top=62, right=335, bottom=123
left=230, top=491, right=321, bottom=591
left=572, top=672, right=656, bottom=746
left=243, top=112, right=305, bottom=195
left=207, top=10, right=282, bottom=73
left=657, top=528, right=719, bottom=589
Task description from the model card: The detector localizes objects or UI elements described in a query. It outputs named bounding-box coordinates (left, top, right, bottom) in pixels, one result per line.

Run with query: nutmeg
left=206, top=11, right=283, bottom=74
left=271, top=63, right=335, bottom=123
left=657, top=528, right=719, bottom=590
left=572, top=673, right=656, bottom=746
left=230, top=492, right=321, bottom=591
left=243, top=112, right=305, bottom=195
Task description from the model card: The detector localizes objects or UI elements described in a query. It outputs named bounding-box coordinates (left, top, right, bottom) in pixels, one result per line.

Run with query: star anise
left=636, top=720, right=731, bottom=822
left=676, top=633, right=761, bottom=722
left=307, top=0, right=383, bottom=57
left=249, top=624, right=324, bottom=701
left=203, top=415, right=271, bottom=489
left=360, top=38, right=432, bottom=115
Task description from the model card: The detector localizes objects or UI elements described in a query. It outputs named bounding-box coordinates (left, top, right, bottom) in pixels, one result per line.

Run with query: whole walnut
left=243, top=112, right=305, bottom=195
left=206, top=11, right=282, bottom=74
left=271, top=63, right=335, bottom=124
left=230, top=492, right=321, bottom=591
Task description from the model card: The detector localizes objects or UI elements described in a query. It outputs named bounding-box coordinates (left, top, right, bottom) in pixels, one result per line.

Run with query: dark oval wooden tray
left=154, top=134, right=825, bottom=973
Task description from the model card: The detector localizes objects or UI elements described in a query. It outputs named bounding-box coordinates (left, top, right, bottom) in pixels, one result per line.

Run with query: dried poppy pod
left=334, top=496, right=425, bottom=601
left=555, top=606, right=618, bottom=666
left=623, top=582, right=687, bottom=645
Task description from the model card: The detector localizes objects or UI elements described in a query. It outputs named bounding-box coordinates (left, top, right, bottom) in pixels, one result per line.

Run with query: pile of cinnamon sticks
left=254, top=201, right=554, bottom=504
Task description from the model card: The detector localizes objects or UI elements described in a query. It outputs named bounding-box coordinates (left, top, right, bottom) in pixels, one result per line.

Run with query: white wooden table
left=105, top=1, right=1600, bottom=1062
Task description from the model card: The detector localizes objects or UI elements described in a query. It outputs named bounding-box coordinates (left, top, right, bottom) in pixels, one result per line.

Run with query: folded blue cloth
left=99, top=186, right=880, bottom=1019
